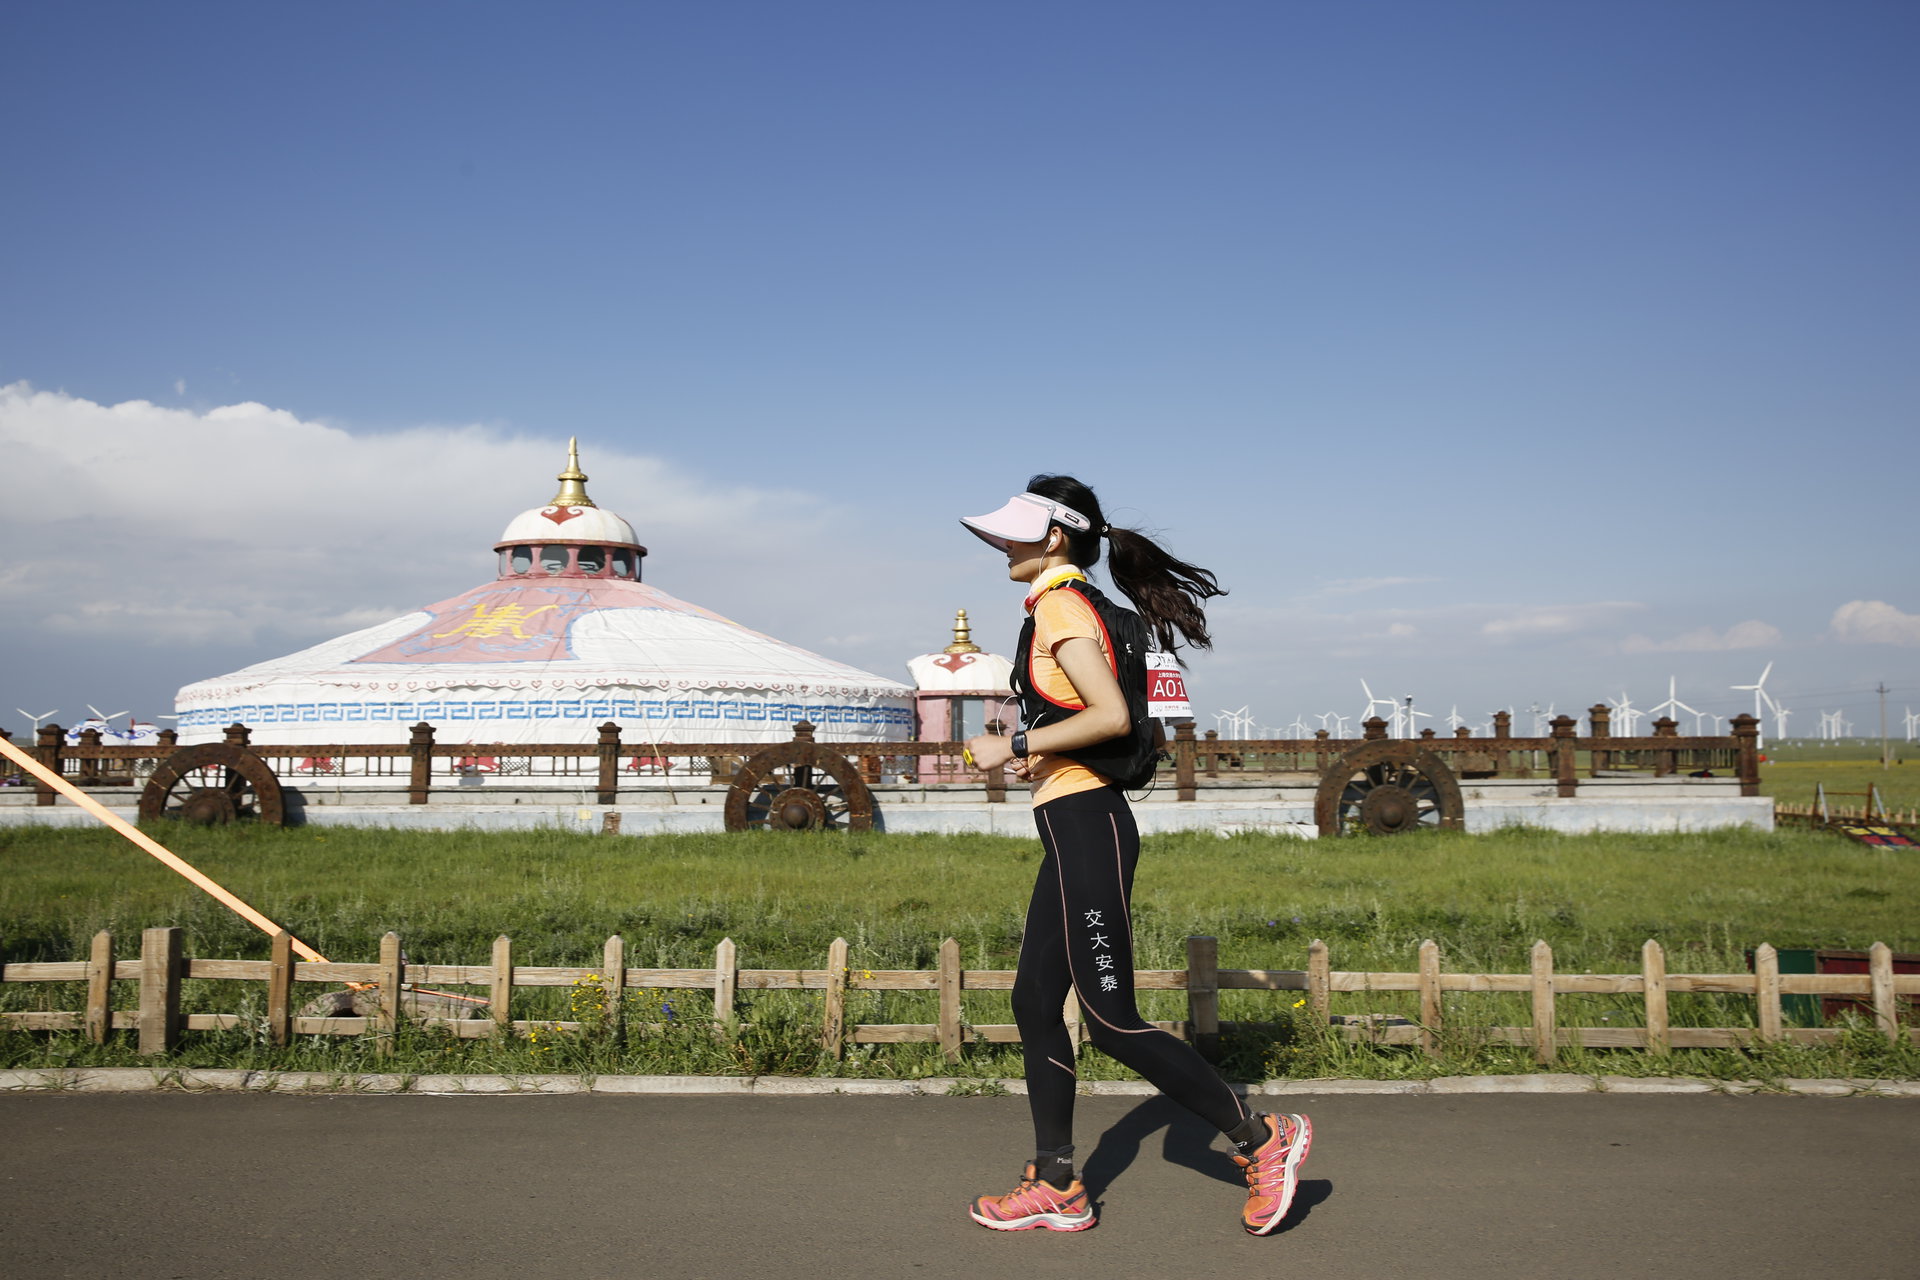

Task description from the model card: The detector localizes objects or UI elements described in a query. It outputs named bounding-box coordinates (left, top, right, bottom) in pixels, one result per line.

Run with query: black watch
left=1010, top=730, right=1029, bottom=758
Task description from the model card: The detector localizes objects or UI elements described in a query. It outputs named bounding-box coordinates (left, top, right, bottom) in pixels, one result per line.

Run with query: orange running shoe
left=968, top=1163, right=1096, bottom=1232
left=1232, top=1112, right=1312, bottom=1235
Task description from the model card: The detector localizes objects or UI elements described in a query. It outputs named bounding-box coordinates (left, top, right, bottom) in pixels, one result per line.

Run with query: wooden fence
left=1773, top=781, right=1918, bottom=830
left=4, top=931, right=1913, bottom=1063
left=1, top=706, right=1760, bottom=809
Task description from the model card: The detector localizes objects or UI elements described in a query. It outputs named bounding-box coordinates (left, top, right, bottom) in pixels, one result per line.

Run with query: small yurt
left=905, top=610, right=1014, bottom=778
left=175, top=443, right=914, bottom=747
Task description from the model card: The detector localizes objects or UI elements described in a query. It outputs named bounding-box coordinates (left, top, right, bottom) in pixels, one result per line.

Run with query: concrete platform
left=0, top=775, right=1771, bottom=835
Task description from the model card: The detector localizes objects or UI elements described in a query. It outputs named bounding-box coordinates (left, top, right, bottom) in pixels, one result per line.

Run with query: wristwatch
left=1010, top=730, right=1029, bottom=758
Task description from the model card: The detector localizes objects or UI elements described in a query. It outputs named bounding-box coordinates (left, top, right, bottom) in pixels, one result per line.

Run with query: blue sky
left=3, top=2, right=1915, bottom=739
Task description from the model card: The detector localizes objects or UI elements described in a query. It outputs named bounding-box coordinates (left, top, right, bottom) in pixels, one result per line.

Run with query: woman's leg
left=1034, top=786, right=1249, bottom=1135
left=1011, top=844, right=1078, bottom=1154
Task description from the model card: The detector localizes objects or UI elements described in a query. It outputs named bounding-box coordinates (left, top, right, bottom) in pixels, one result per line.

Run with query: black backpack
left=1010, top=578, right=1161, bottom=790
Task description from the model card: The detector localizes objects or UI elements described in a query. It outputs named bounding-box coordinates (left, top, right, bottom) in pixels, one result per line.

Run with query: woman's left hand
left=965, top=733, right=1015, bottom=772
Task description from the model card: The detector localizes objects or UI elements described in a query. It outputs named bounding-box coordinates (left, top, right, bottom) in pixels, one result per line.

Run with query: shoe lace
left=1004, top=1173, right=1063, bottom=1212
left=1243, top=1129, right=1291, bottom=1193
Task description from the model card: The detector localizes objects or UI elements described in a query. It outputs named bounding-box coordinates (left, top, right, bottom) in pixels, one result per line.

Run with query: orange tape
left=0, top=734, right=329, bottom=964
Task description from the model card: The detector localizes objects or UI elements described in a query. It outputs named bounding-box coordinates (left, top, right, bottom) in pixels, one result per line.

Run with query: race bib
left=1146, top=652, right=1192, bottom=719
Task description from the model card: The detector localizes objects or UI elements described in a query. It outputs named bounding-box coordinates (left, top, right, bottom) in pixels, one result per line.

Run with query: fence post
left=596, top=722, right=621, bottom=806
left=1753, top=942, right=1782, bottom=1042
left=138, top=926, right=182, bottom=1056
left=75, top=727, right=103, bottom=786
left=490, top=936, right=513, bottom=1036
left=823, top=937, right=848, bottom=1059
left=407, top=722, right=435, bottom=805
left=86, top=930, right=114, bottom=1045
left=1651, top=716, right=1678, bottom=777
left=1307, top=939, right=1330, bottom=1023
left=1417, top=939, right=1442, bottom=1059
left=267, top=930, right=293, bottom=1048
left=603, top=934, right=626, bottom=1045
left=1551, top=716, right=1578, bottom=798
left=1587, top=704, right=1611, bottom=775
left=377, top=931, right=403, bottom=1055
left=33, top=725, right=61, bottom=807
left=938, top=937, right=963, bottom=1061
left=1641, top=940, right=1669, bottom=1055
left=713, top=938, right=738, bottom=1035
left=1870, top=942, right=1898, bottom=1045
left=1187, top=935, right=1221, bottom=1061
left=1530, top=940, right=1556, bottom=1065
left=1731, top=715, right=1760, bottom=798
left=1174, top=721, right=1196, bottom=802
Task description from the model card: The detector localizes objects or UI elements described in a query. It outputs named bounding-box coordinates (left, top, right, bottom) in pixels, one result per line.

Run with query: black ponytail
left=1024, top=474, right=1225, bottom=656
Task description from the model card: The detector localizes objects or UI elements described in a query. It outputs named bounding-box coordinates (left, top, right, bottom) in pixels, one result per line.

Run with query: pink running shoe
left=1232, top=1112, right=1312, bottom=1235
left=968, top=1163, right=1096, bottom=1232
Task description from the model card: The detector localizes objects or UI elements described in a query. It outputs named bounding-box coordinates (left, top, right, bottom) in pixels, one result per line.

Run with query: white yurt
left=905, top=609, right=1015, bottom=743
left=174, top=442, right=914, bottom=747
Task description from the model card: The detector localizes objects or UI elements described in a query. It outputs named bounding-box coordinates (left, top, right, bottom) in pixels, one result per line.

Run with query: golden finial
left=944, top=608, right=982, bottom=655
left=549, top=436, right=596, bottom=509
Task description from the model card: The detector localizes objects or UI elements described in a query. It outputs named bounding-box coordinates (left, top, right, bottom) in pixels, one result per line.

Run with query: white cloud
left=0, top=382, right=840, bottom=657
left=1621, top=619, right=1782, bottom=653
left=1827, top=600, right=1920, bottom=646
left=1479, top=602, right=1644, bottom=640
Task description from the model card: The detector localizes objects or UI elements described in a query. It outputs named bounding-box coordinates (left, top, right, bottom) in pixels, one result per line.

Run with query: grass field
left=3, top=820, right=1915, bottom=1082
left=1759, top=759, right=1918, bottom=815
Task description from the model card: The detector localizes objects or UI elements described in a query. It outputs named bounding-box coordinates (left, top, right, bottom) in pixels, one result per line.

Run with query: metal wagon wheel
left=138, top=744, right=286, bottom=826
left=723, top=741, right=874, bottom=832
left=1314, top=740, right=1463, bottom=837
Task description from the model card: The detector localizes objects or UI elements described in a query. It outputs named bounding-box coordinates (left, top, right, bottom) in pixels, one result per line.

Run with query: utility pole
left=1878, top=681, right=1891, bottom=770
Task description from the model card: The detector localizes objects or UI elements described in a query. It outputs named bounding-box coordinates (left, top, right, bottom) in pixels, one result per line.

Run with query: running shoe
left=1232, top=1112, right=1312, bottom=1235
left=968, top=1163, right=1096, bottom=1232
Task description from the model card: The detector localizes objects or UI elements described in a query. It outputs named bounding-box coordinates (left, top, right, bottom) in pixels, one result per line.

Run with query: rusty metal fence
left=1, top=705, right=1761, bottom=811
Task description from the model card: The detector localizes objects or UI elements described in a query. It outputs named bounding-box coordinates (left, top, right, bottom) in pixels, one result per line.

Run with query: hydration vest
left=1011, top=577, right=1161, bottom=790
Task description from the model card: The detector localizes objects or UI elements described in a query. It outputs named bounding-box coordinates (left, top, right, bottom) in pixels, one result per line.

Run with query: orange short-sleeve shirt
left=1025, top=585, right=1115, bottom=806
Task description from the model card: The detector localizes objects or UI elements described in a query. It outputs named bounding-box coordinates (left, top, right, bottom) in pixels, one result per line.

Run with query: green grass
left=1759, top=760, right=1919, bottom=815
left=3, top=822, right=1916, bottom=1081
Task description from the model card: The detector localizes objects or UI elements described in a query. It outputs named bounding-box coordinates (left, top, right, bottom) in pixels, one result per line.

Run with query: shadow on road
left=1080, top=1094, right=1332, bottom=1231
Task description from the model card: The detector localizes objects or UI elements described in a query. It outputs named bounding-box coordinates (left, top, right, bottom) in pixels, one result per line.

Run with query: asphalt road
left=2, top=1092, right=1914, bottom=1280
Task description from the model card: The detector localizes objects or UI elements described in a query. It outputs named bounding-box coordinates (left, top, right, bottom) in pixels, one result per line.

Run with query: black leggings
left=1012, top=784, right=1248, bottom=1152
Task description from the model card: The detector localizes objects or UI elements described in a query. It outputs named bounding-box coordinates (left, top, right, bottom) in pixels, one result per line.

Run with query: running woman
left=958, top=475, right=1311, bottom=1236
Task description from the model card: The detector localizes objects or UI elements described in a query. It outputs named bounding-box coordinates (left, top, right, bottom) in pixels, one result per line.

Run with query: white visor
left=960, top=492, right=1092, bottom=550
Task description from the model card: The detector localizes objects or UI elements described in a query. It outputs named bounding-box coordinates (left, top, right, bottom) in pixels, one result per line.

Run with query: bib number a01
left=1146, top=652, right=1192, bottom=720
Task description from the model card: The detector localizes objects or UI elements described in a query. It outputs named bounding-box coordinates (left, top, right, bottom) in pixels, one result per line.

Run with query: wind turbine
left=1528, top=701, right=1556, bottom=737
left=1609, top=691, right=1644, bottom=737
left=15, top=708, right=58, bottom=734
left=1445, top=705, right=1465, bottom=733
left=1402, top=695, right=1431, bottom=739
left=1769, top=701, right=1792, bottom=742
left=1648, top=677, right=1701, bottom=730
left=1285, top=714, right=1311, bottom=737
left=1731, top=662, right=1777, bottom=749
left=1359, top=680, right=1397, bottom=734
left=86, top=704, right=129, bottom=726
left=1905, top=707, right=1920, bottom=742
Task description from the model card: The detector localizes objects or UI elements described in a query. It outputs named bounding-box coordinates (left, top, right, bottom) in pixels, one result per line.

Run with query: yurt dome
left=906, top=609, right=1014, bottom=742
left=175, top=441, right=914, bottom=746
